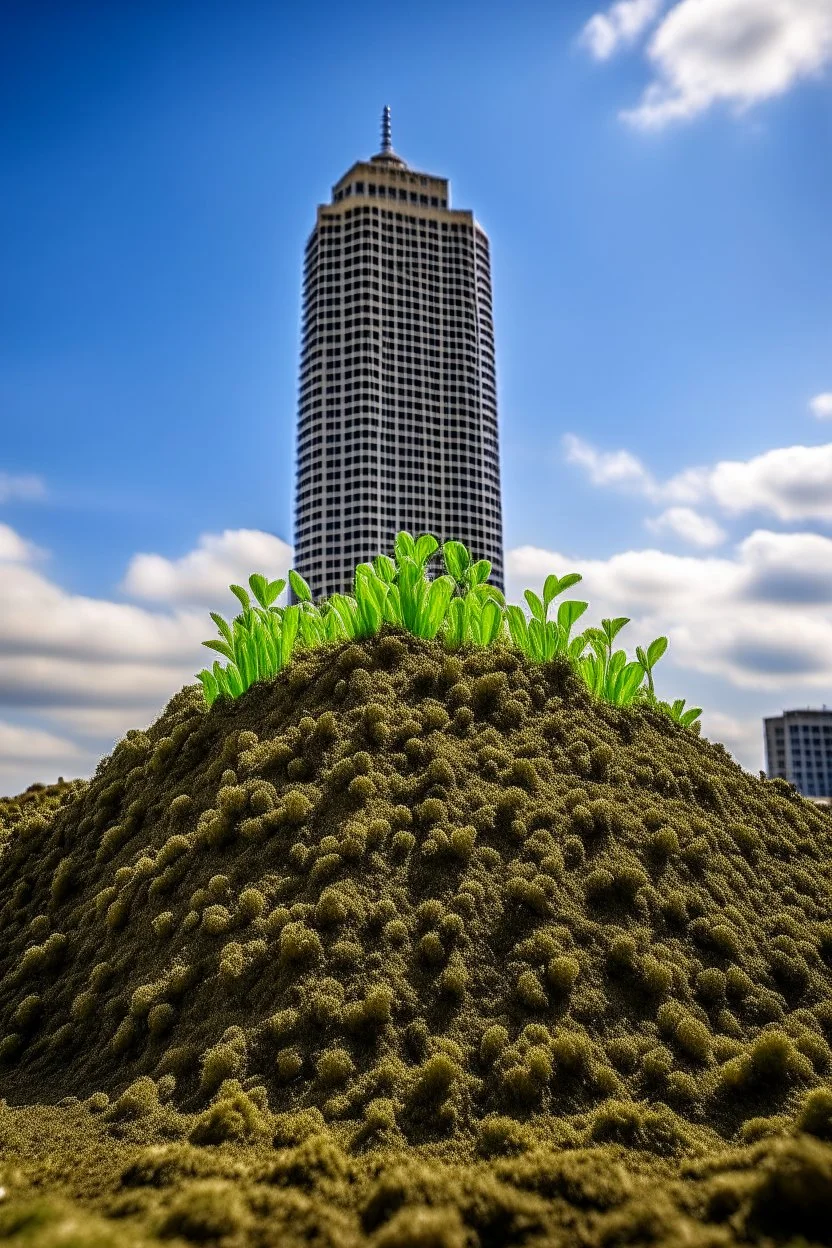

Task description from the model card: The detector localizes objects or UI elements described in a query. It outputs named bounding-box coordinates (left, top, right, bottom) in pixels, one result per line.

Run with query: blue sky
left=1, top=0, right=831, bottom=794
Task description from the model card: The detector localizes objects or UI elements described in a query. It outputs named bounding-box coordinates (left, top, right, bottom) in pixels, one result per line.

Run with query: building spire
left=370, top=104, right=407, bottom=167
left=381, top=104, right=392, bottom=154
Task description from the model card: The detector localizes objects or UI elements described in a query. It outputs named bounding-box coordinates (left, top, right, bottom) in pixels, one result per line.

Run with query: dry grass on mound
left=1, top=626, right=832, bottom=1245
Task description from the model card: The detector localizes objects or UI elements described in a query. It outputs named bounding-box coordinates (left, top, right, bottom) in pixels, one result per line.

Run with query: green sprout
left=194, top=531, right=702, bottom=732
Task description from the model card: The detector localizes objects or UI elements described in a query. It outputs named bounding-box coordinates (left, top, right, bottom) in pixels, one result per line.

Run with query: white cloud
left=564, top=432, right=832, bottom=523
left=810, top=392, right=832, bottom=419
left=580, top=0, right=665, bottom=59
left=506, top=529, right=832, bottom=695
left=645, top=506, right=727, bottom=547
left=0, top=721, right=86, bottom=765
left=701, top=444, right=832, bottom=522
left=562, top=432, right=658, bottom=494
left=120, top=529, right=294, bottom=607
left=578, top=0, right=832, bottom=129
left=0, top=523, right=295, bottom=796
left=0, top=523, right=49, bottom=565
left=0, top=473, right=47, bottom=505
left=737, top=528, right=832, bottom=601
left=696, top=708, right=767, bottom=774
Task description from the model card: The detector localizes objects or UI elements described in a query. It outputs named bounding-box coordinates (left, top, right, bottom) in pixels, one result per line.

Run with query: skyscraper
left=291, top=107, right=504, bottom=604
left=764, top=708, right=832, bottom=801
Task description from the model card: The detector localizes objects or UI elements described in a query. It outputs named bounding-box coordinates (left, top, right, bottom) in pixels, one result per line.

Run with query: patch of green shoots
left=194, top=532, right=701, bottom=732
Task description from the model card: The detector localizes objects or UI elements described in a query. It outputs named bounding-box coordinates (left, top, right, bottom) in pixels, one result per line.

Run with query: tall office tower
left=764, top=708, right=832, bottom=800
left=291, top=107, right=504, bottom=604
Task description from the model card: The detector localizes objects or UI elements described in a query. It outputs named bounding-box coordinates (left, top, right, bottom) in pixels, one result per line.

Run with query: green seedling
left=504, top=572, right=588, bottom=663
left=636, top=636, right=668, bottom=699
left=195, top=531, right=700, bottom=731
left=658, top=697, right=703, bottom=728
left=579, top=618, right=644, bottom=707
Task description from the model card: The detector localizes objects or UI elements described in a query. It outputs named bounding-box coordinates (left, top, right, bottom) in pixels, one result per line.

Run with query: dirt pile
left=1, top=626, right=832, bottom=1244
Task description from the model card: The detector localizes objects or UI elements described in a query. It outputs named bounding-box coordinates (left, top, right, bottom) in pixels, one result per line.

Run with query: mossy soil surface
left=2, top=627, right=832, bottom=1246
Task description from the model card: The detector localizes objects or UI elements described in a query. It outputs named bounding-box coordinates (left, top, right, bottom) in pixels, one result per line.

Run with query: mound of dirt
left=1, top=626, right=831, bottom=1166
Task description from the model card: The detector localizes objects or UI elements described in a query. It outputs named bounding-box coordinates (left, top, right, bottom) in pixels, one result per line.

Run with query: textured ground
left=1, top=627, right=831, bottom=1245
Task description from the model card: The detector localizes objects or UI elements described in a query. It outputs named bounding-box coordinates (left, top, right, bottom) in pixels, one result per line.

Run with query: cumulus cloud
left=737, top=529, right=832, bottom=602
left=579, top=0, right=832, bottom=128
left=810, top=392, right=832, bottom=419
left=0, top=523, right=295, bottom=795
left=580, top=0, right=665, bottom=59
left=120, top=529, right=294, bottom=607
left=645, top=506, right=727, bottom=547
left=506, top=528, right=832, bottom=695
left=564, top=432, right=832, bottom=523
left=703, top=444, right=832, bottom=521
left=0, top=523, right=50, bottom=565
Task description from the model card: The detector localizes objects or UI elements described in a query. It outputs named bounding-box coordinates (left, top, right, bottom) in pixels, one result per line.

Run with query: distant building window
left=355, top=182, right=365, bottom=193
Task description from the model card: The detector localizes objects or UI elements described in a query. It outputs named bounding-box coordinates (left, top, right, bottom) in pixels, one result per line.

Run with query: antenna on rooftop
left=381, top=104, right=392, bottom=154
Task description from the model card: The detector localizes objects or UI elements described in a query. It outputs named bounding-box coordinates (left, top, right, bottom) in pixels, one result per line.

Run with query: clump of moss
left=0, top=624, right=831, bottom=1191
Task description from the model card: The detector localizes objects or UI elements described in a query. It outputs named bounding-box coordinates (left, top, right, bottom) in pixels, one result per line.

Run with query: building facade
left=764, top=708, right=832, bottom=800
left=291, top=107, right=504, bottom=604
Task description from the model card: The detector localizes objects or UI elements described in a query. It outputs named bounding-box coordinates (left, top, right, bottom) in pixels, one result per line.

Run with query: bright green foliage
left=579, top=619, right=646, bottom=707
left=195, top=531, right=700, bottom=730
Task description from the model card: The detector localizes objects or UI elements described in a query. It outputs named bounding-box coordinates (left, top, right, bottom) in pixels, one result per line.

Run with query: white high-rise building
left=291, top=107, right=504, bottom=604
left=764, top=708, right=832, bottom=801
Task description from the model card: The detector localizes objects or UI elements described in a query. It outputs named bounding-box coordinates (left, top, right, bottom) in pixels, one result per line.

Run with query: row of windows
left=294, top=534, right=501, bottom=554
left=316, top=269, right=478, bottom=282
left=317, top=336, right=480, bottom=349
left=306, top=376, right=488, bottom=391
left=334, top=182, right=448, bottom=208
left=340, top=206, right=471, bottom=229
left=297, top=504, right=500, bottom=520
left=296, top=534, right=504, bottom=553
left=298, top=546, right=504, bottom=564
left=319, top=209, right=471, bottom=231
left=321, top=332, right=476, bottom=345
left=301, top=527, right=499, bottom=554
left=304, top=329, right=485, bottom=345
